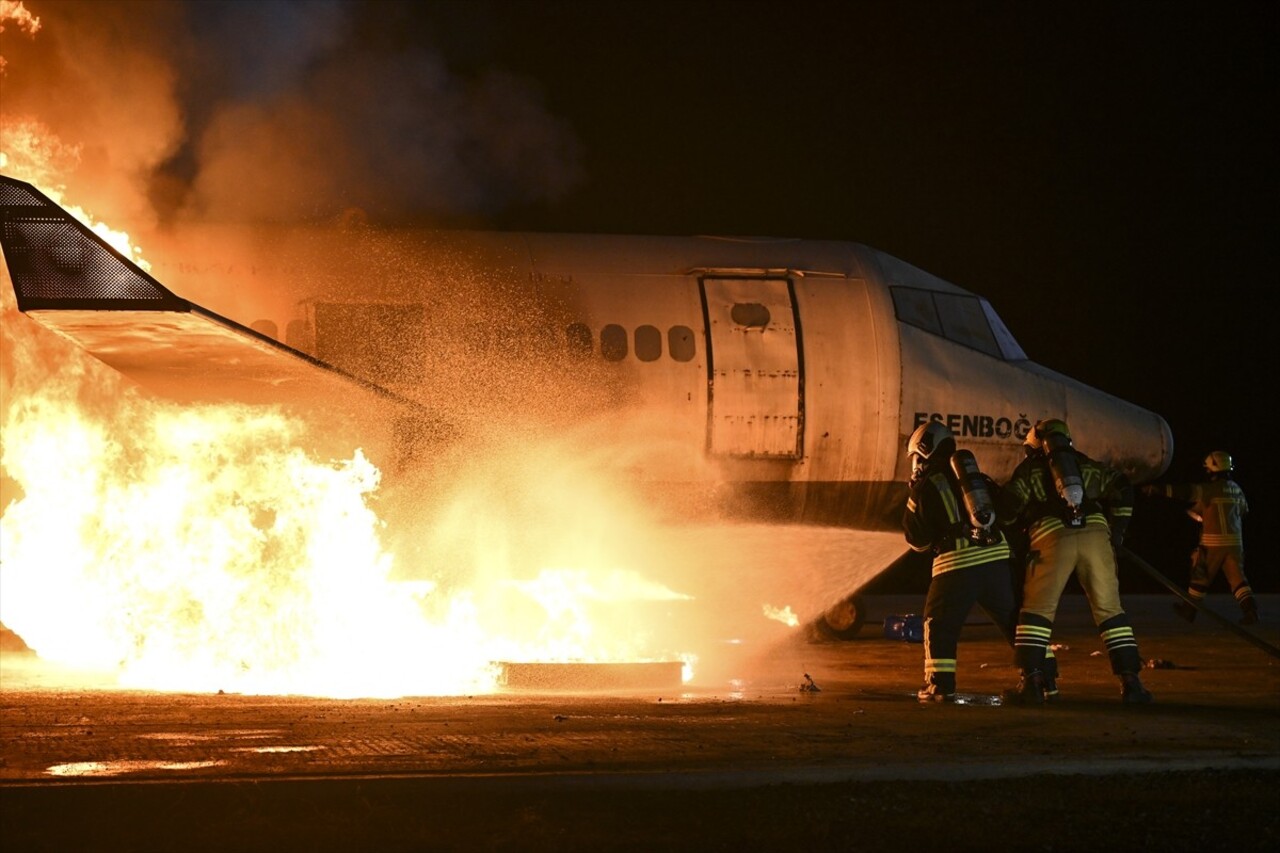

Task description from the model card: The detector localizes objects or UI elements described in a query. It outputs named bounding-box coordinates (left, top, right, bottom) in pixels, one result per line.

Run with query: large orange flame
left=0, top=309, right=706, bottom=696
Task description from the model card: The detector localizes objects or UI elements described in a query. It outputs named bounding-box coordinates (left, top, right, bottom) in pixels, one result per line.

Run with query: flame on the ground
left=0, top=296, right=726, bottom=697
left=0, top=353, right=705, bottom=696
left=762, top=604, right=799, bottom=627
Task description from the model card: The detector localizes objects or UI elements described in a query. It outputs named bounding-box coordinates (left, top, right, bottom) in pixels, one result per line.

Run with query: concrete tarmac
left=2, top=594, right=1278, bottom=851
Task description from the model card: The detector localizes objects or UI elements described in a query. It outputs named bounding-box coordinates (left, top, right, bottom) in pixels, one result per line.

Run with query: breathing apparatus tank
left=949, top=449, right=999, bottom=545
left=1034, top=420, right=1085, bottom=525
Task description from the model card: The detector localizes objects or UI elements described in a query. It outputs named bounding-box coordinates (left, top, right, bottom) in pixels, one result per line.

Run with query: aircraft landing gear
left=810, top=592, right=867, bottom=641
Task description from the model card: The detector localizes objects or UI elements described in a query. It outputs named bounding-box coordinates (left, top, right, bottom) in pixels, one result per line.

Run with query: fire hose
left=1117, top=545, right=1280, bottom=660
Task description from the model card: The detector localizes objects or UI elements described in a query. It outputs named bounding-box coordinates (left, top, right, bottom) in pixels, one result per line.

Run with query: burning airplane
left=0, top=173, right=1172, bottom=696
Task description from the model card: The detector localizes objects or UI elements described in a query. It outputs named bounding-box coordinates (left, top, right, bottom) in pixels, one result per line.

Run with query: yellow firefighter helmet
left=1204, top=450, right=1233, bottom=473
left=1025, top=418, right=1071, bottom=453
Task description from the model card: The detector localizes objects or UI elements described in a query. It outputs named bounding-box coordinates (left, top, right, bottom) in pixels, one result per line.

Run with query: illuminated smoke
left=0, top=1, right=583, bottom=229
left=0, top=1, right=184, bottom=228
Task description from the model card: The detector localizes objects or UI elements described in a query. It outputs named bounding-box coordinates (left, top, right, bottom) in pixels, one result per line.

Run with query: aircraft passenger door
left=700, top=277, right=804, bottom=458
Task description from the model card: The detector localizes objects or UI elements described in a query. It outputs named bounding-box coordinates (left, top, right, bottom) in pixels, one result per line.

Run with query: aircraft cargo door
left=701, top=277, right=803, bottom=458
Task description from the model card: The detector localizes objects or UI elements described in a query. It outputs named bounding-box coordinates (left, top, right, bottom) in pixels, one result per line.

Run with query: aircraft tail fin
left=0, top=175, right=188, bottom=312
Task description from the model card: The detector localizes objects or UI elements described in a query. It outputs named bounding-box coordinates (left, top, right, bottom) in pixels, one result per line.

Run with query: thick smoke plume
left=0, top=0, right=583, bottom=229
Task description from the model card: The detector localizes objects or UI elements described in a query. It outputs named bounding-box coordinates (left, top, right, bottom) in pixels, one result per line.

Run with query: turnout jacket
left=996, top=450, right=1134, bottom=549
left=1153, top=475, right=1247, bottom=549
left=903, top=464, right=1011, bottom=576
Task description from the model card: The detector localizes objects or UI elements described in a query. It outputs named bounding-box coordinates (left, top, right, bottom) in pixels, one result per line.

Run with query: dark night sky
left=416, top=2, right=1279, bottom=589
left=6, top=1, right=1277, bottom=589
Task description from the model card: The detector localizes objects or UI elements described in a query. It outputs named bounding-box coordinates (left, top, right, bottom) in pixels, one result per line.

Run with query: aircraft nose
left=1066, top=388, right=1173, bottom=484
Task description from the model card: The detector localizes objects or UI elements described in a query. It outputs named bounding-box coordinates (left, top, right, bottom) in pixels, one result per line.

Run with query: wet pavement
left=3, top=594, right=1278, bottom=851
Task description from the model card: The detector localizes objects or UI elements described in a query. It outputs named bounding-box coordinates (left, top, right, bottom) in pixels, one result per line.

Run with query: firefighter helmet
left=1026, top=418, right=1071, bottom=452
left=907, top=421, right=955, bottom=462
left=1204, top=450, right=1233, bottom=473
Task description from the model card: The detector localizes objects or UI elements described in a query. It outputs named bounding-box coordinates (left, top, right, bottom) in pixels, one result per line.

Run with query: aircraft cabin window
left=635, top=325, right=662, bottom=362
left=566, top=322, right=593, bottom=354
left=935, top=293, right=1001, bottom=358
left=730, top=303, right=771, bottom=328
left=285, top=318, right=311, bottom=351
left=601, top=324, right=628, bottom=361
left=891, top=287, right=943, bottom=335
left=668, top=325, right=696, bottom=362
left=891, top=286, right=1002, bottom=359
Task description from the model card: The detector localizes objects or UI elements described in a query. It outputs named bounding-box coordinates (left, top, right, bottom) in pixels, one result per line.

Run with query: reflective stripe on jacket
left=997, top=450, right=1133, bottom=547
left=1160, top=476, right=1247, bottom=548
left=904, top=470, right=1011, bottom=577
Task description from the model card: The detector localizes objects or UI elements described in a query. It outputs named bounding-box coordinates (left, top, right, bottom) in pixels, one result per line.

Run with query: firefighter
left=901, top=421, right=1057, bottom=702
left=1142, top=451, right=1256, bottom=625
left=997, top=418, right=1152, bottom=704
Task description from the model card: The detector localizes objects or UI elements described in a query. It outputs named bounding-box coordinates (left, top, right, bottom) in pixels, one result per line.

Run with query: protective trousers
left=922, top=561, right=1017, bottom=694
left=1188, top=544, right=1256, bottom=616
left=1014, top=526, right=1143, bottom=675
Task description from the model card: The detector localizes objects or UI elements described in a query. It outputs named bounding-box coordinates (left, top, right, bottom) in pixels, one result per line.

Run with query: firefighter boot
left=1001, top=671, right=1046, bottom=706
left=1172, top=600, right=1197, bottom=623
left=1042, top=657, right=1061, bottom=703
left=917, top=682, right=956, bottom=704
left=1120, top=672, right=1153, bottom=705
left=1239, top=597, right=1259, bottom=626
